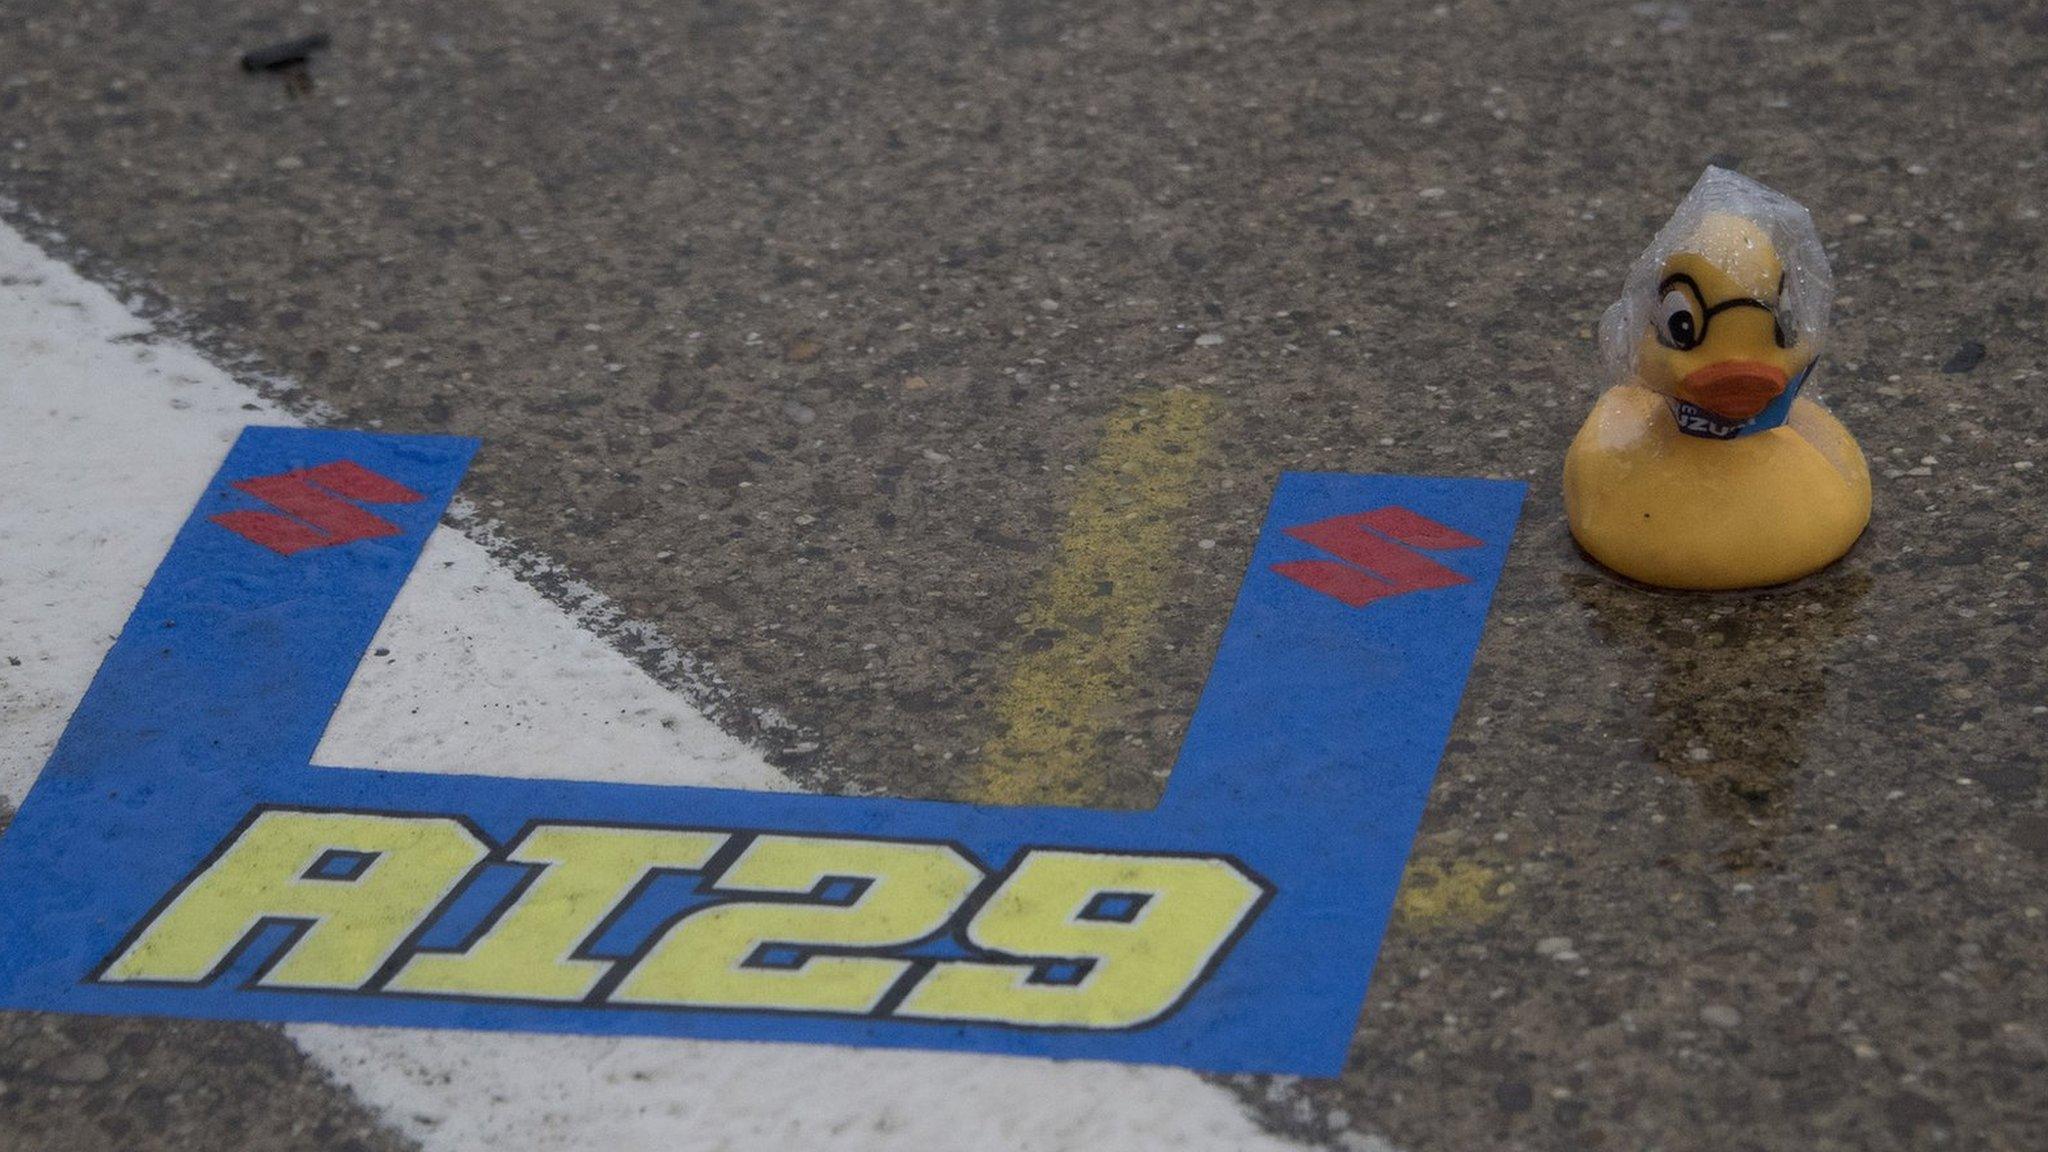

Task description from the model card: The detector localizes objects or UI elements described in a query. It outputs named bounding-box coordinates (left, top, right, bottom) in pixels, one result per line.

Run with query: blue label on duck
left=1665, top=360, right=1815, bottom=440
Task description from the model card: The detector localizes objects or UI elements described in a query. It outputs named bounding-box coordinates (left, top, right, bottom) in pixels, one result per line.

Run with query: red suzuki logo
left=211, top=460, right=423, bottom=556
left=1272, top=507, right=1483, bottom=608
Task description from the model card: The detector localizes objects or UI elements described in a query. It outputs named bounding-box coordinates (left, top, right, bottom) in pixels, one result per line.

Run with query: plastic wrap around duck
left=1564, top=167, right=1871, bottom=590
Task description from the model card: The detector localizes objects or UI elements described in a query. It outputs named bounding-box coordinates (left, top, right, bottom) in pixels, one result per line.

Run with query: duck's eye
left=1658, top=290, right=1701, bottom=350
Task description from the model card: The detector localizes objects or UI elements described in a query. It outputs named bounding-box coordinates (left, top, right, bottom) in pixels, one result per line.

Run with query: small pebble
left=48, top=1052, right=111, bottom=1084
left=1534, top=936, right=1574, bottom=958
left=1941, top=341, right=1985, bottom=374
left=1700, top=1004, right=1743, bottom=1029
left=1194, top=333, right=1225, bottom=347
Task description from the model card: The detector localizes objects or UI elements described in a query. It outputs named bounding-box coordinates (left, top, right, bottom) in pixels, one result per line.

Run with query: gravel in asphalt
left=2, top=1, right=2044, bottom=1148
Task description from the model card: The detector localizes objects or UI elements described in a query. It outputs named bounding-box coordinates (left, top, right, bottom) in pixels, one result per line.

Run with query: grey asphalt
left=2, top=0, right=2045, bottom=1149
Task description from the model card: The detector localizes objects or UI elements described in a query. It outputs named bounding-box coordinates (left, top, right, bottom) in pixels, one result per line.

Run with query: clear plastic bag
left=1597, top=167, right=1833, bottom=438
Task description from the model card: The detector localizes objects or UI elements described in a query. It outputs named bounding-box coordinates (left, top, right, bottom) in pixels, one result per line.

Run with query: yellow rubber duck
left=1564, top=169, right=1870, bottom=590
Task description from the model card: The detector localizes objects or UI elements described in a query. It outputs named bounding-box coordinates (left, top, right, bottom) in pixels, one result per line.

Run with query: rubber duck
left=1564, top=168, right=1870, bottom=590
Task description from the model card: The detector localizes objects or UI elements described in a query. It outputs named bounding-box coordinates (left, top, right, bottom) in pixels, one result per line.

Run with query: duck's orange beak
left=1678, top=360, right=1788, bottom=422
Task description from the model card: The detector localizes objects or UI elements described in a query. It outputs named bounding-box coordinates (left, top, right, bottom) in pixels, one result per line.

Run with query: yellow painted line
left=973, top=389, right=1219, bottom=808
left=1392, top=852, right=1505, bottom=931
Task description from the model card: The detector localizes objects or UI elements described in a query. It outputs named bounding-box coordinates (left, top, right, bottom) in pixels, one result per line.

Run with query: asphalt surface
left=3, top=0, right=2046, bottom=1149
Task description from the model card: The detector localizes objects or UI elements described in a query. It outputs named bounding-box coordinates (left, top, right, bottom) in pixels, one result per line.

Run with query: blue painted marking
left=750, top=946, right=808, bottom=970
left=1080, top=892, right=1147, bottom=923
left=0, top=427, right=1523, bottom=1075
left=305, top=849, right=378, bottom=881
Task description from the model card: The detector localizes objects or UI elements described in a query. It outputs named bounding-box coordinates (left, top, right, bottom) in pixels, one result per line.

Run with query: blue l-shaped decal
left=0, top=428, right=1522, bottom=1075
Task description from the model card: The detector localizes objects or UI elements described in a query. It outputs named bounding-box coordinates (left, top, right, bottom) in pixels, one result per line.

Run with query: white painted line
left=0, top=222, right=1379, bottom=1151
left=319, top=525, right=791, bottom=790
